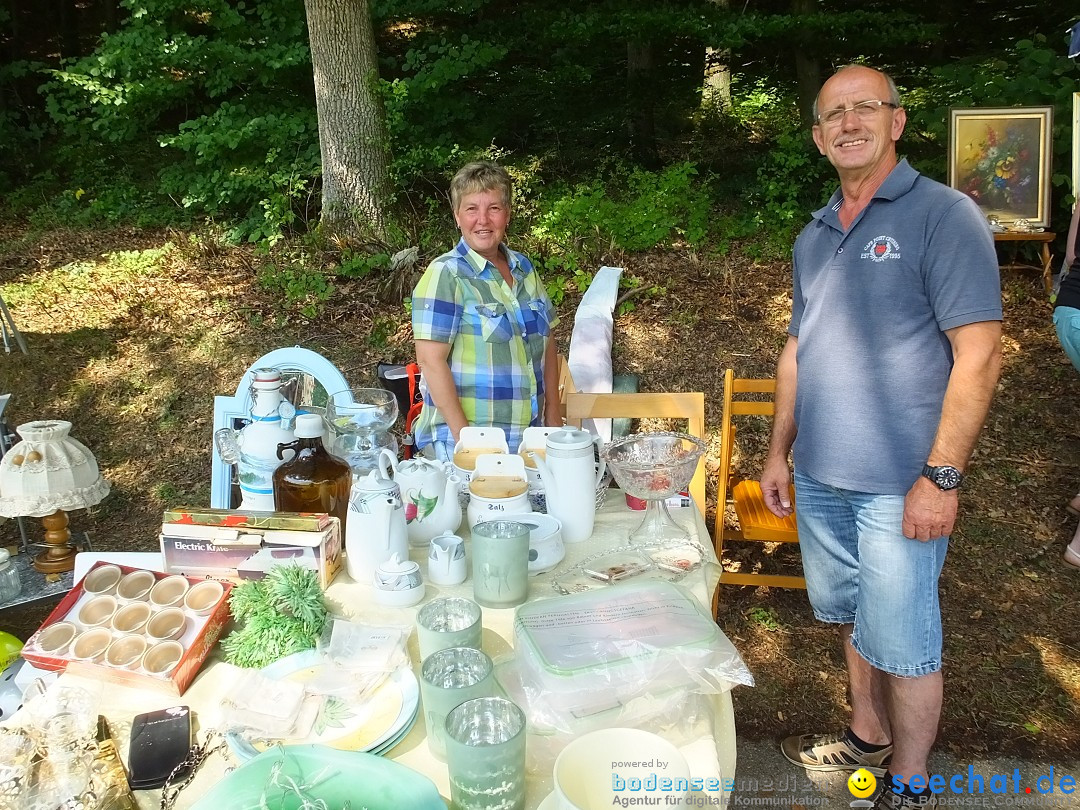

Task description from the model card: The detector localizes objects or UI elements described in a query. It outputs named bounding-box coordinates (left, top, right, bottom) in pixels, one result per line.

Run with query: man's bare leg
left=843, top=625, right=891, bottom=745
left=884, top=670, right=942, bottom=784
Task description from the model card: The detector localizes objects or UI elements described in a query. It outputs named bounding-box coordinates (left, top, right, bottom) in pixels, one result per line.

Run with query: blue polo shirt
left=789, top=159, right=1002, bottom=494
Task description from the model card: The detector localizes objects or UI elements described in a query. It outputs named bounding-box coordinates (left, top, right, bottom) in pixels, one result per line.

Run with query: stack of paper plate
left=226, top=650, right=419, bottom=761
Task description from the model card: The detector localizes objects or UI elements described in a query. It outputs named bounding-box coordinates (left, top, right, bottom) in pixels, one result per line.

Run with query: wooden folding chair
left=714, top=368, right=805, bottom=590
left=557, top=353, right=577, bottom=413
left=564, top=391, right=707, bottom=516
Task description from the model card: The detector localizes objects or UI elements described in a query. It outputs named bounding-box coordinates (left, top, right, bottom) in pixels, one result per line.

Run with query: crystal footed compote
left=326, top=388, right=399, bottom=474
left=601, top=431, right=705, bottom=544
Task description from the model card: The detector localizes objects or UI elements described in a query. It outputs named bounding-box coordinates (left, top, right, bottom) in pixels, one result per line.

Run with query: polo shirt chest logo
left=861, top=235, right=901, bottom=262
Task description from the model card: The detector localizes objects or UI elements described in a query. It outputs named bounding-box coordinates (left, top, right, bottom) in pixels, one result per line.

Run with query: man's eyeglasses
left=817, top=99, right=898, bottom=126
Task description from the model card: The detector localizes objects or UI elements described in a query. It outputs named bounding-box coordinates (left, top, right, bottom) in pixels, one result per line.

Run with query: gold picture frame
left=948, top=106, right=1053, bottom=228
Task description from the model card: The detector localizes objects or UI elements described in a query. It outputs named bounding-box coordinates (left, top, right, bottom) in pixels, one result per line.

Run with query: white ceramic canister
left=466, top=454, right=532, bottom=529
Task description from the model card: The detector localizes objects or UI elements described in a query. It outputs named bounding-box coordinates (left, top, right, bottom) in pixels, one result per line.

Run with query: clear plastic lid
left=514, top=580, right=719, bottom=677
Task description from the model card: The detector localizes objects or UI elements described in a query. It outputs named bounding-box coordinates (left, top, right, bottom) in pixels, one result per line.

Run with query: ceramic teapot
left=530, top=428, right=606, bottom=544
left=345, top=449, right=409, bottom=582
left=214, top=368, right=296, bottom=510
left=389, top=457, right=463, bottom=547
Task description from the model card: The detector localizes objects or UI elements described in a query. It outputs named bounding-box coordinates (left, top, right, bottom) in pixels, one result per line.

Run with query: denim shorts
left=1053, top=306, right=1080, bottom=373
left=793, top=470, right=948, bottom=677
left=420, top=440, right=454, bottom=463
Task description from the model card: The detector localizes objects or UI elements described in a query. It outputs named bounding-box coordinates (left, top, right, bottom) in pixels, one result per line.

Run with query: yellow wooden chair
left=564, top=391, right=707, bottom=516
left=714, top=368, right=805, bottom=590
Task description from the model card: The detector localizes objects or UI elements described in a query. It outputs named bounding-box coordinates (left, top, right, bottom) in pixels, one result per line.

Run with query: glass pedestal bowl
left=601, top=431, right=705, bottom=544
left=326, top=388, right=400, bottom=474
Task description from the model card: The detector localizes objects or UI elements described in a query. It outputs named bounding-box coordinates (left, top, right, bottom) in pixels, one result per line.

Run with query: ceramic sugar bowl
left=373, top=554, right=425, bottom=607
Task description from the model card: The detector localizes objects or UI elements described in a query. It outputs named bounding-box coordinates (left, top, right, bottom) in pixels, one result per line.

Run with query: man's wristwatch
left=921, top=464, right=964, bottom=491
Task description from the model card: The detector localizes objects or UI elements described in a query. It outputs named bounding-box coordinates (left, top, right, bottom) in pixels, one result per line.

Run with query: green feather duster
left=221, top=564, right=328, bottom=668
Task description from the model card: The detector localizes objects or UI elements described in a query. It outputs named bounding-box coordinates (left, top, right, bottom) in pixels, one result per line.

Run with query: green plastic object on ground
left=191, top=744, right=444, bottom=810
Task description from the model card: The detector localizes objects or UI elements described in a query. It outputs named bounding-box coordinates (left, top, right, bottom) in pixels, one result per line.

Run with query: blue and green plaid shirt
left=411, top=238, right=558, bottom=452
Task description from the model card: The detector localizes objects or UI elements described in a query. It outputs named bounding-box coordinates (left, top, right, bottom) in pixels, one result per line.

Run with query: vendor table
left=11, top=492, right=738, bottom=809
left=993, top=231, right=1055, bottom=293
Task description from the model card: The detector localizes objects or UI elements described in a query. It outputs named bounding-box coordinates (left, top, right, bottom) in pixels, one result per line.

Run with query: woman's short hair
left=450, top=161, right=512, bottom=212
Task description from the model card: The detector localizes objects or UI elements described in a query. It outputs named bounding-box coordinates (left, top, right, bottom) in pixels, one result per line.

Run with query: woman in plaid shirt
left=411, top=162, right=562, bottom=460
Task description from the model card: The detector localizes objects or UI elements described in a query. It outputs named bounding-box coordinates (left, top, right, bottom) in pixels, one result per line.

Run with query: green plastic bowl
left=191, top=744, right=444, bottom=810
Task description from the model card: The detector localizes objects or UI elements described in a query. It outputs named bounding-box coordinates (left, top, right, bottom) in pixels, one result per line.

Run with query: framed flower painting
left=948, top=106, right=1053, bottom=228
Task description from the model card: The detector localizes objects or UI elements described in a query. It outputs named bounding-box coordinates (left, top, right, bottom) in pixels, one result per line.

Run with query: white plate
left=537, top=791, right=557, bottom=809
left=226, top=651, right=419, bottom=761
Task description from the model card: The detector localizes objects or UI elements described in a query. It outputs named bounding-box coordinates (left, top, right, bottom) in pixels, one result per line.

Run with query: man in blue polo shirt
left=760, top=65, right=1002, bottom=809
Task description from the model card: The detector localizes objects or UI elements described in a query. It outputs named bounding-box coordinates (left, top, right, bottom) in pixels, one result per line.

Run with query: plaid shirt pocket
left=472, top=302, right=515, bottom=343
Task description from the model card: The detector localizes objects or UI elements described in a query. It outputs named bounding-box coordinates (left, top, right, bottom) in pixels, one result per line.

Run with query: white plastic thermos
left=531, top=428, right=606, bottom=543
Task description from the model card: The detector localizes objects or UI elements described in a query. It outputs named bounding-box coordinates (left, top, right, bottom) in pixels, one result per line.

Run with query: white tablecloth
left=14, top=492, right=738, bottom=809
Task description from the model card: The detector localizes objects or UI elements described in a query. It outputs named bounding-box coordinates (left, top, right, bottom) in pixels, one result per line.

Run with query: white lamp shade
left=0, top=420, right=110, bottom=518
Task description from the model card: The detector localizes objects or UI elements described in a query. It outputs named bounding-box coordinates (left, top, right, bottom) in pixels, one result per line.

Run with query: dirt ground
left=0, top=223, right=1077, bottom=758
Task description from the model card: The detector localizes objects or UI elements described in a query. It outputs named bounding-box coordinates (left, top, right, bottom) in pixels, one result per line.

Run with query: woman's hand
left=415, top=339, right=469, bottom=439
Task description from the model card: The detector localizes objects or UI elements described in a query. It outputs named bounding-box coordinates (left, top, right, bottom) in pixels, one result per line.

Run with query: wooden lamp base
left=33, top=509, right=77, bottom=573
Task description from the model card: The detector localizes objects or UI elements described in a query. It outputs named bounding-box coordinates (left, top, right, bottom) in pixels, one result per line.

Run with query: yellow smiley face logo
left=848, top=768, right=877, bottom=799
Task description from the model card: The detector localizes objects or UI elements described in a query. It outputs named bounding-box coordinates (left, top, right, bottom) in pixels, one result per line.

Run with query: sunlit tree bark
left=304, top=0, right=392, bottom=239
left=701, top=0, right=731, bottom=112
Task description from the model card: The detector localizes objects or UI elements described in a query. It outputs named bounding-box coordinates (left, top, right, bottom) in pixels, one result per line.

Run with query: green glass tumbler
left=470, top=520, right=530, bottom=608
left=420, top=646, right=495, bottom=761
left=445, top=696, right=526, bottom=810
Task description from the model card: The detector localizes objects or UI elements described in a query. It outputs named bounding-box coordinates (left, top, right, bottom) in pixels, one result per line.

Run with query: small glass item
left=420, top=646, right=495, bottom=761
left=1011, top=218, right=1033, bottom=233
left=274, top=413, right=352, bottom=533
left=602, top=432, right=705, bottom=544
left=445, top=696, right=526, bottom=810
left=469, top=520, right=530, bottom=608
left=0, top=549, right=20, bottom=603
left=417, top=597, right=483, bottom=662
left=325, top=388, right=399, bottom=476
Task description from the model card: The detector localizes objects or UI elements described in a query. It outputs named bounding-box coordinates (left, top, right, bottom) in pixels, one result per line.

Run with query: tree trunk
left=627, top=39, right=658, bottom=166
left=792, top=0, right=820, bottom=128
left=304, top=0, right=393, bottom=240
left=701, top=0, right=731, bottom=112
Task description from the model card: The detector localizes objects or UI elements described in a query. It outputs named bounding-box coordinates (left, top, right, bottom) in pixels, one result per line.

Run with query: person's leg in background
left=1053, top=306, right=1080, bottom=569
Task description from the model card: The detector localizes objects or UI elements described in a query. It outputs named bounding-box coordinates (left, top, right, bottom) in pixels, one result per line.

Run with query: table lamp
left=0, top=420, right=110, bottom=573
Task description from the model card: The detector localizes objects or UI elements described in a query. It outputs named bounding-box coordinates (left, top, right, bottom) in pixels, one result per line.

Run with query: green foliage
left=526, top=161, right=712, bottom=302
left=222, top=564, right=328, bottom=669
left=258, top=262, right=334, bottom=319
left=38, top=0, right=314, bottom=237
left=160, top=102, right=321, bottom=242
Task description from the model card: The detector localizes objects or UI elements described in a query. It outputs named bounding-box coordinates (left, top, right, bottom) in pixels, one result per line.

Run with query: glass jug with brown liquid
left=273, top=413, right=352, bottom=533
